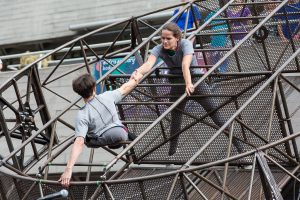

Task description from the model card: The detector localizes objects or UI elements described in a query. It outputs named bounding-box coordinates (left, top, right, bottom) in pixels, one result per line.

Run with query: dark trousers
left=168, top=78, right=233, bottom=156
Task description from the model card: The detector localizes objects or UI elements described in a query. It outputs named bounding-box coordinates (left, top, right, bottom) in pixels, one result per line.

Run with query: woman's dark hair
left=72, top=74, right=96, bottom=98
left=160, top=22, right=182, bottom=40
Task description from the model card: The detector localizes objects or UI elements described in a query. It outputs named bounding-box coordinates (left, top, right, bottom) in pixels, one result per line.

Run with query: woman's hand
left=185, top=83, right=195, bottom=96
left=58, top=167, right=72, bottom=187
left=130, top=69, right=143, bottom=82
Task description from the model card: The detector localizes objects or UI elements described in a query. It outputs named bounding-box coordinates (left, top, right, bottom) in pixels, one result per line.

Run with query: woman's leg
left=169, top=78, right=186, bottom=156
left=194, top=81, right=243, bottom=152
left=194, top=81, right=225, bottom=127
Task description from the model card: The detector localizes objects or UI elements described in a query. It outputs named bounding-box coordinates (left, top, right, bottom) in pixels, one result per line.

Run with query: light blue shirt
left=151, top=39, right=200, bottom=74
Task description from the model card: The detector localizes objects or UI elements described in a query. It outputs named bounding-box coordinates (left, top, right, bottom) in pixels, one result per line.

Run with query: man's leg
left=127, top=132, right=137, bottom=141
left=101, top=127, right=129, bottom=149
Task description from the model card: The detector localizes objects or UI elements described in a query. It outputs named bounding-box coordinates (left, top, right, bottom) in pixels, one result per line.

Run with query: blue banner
left=93, top=57, right=140, bottom=94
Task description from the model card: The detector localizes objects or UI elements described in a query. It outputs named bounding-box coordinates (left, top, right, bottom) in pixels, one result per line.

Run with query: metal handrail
left=1, top=128, right=299, bottom=185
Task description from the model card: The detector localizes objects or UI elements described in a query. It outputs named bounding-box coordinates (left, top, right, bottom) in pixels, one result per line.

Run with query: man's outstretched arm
left=117, top=78, right=138, bottom=96
left=59, top=137, right=85, bottom=187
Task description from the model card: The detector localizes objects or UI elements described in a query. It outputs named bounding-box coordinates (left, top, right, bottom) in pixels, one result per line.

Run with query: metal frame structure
left=0, top=0, right=300, bottom=199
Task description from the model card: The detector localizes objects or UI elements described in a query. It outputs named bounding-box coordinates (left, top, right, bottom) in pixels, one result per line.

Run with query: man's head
left=72, top=74, right=96, bottom=99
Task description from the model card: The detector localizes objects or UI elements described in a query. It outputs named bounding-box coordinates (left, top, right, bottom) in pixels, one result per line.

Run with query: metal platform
left=0, top=164, right=295, bottom=199
left=0, top=0, right=300, bottom=199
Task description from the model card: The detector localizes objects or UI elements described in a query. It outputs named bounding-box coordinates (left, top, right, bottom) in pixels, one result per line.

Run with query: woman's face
left=161, top=29, right=179, bottom=50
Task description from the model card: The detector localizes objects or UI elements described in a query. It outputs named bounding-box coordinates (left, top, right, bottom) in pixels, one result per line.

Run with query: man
left=59, top=73, right=138, bottom=187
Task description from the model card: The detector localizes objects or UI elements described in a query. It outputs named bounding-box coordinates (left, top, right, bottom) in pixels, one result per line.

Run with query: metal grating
left=117, top=74, right=290, bottom=164
left=189, top=168, right=290, bottom=200
left=96, top=174, right=186, bottom=200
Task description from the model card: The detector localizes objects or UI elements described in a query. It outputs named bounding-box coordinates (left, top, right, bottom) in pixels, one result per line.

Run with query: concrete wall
left=0, top=0, right=179, bottom=46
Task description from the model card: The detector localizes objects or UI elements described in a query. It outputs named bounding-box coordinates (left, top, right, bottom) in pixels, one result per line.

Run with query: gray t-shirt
left=75, top=89, right=124, bottom=138
left=151, top=39, right=200, bottom=74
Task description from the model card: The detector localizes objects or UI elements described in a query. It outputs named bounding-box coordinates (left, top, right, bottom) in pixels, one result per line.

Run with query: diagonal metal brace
left=256, top=151, right=283, bottom=200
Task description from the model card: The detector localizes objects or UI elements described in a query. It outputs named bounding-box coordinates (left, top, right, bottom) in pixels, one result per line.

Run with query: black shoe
left=233, top=138, right=244, bottom=154
left=108, top=144, right=123, bottom=149
left=168, top=137, right=179, bottom=156
left=168, top=147, right=176, bottom=156
left=128, top=132, right=137, bottom=141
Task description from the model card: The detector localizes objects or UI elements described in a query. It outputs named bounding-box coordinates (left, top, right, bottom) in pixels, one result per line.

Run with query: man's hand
left=185, top=83, right=195, bottom=96
left=58, top=167, right=72, bottom=187
left=130, top=70, right=143, bottom=82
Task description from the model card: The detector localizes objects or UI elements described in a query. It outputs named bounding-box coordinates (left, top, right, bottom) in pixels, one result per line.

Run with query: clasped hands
left=130, top=69, right=143, bottom=82
left=130, top=69, right=195, bottom=96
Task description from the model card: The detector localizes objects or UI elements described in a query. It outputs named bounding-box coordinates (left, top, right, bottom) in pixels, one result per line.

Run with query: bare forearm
left=66, top=138, right=84, bottom=169
left=182, top=64, right=192, bottom=85
left=119, top=79, right=138, bottom=95
left=131, top=54, right=156, bottom=82
left=136, top=62, right=152, bottom=75
left=181, top=54, right=193, bottom=85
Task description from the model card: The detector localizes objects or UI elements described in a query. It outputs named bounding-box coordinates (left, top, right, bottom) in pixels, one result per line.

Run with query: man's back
left=75, top=90, right=124, bottom=138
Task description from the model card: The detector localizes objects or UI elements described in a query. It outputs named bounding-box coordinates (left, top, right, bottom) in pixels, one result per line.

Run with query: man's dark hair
left=72, top=74, right=96, bottom=98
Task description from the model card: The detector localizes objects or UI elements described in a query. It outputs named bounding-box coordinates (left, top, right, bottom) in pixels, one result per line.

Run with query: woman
left=131, top=22, right=226, bottom=156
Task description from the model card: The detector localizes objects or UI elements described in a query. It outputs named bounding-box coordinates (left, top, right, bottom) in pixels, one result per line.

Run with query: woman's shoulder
left=180, top=39, right=193, bottom=45
left=178, top=39, right=194, bottom=53
left=154, top=43, right=163, bottom=49
left=151, top=44, right=163, bottom=54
